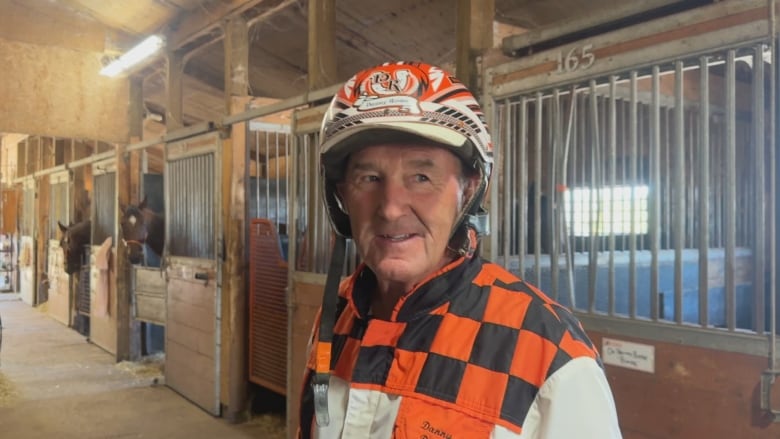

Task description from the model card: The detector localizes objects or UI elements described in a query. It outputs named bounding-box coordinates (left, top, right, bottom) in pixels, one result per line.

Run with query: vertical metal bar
left=674, top=61, right=686, bottom=325
left=255, top=131, right=260, bottom=219
left=725, top=50, right=737, bottom=331
left=651, top=66, right=662, bottom=321
left=629, top=71, right=638, bottom=319
left=551, top=89, right=561, bottom=301
left=519, top=98, right=528, bottom=275
left=588, top=81, right=601, bottom=313
left=753, top=45, right=767, bottom=334
left=501, top=102, right=511, bottom=267
left=771, top=15, right=778, bottom=369
left=265, top=132, right=271, bottom=221
left=561, top=88, right=577, bottom=308
left=534, top=92, right=543, bottom=284
left=699, top=56, right=711, bottom=328
left=608, top=77, right=617, bottom=316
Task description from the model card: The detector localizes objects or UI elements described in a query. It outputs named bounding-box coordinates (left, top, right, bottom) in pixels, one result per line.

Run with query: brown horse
left=57, top=220, right=92, bottom=275
left=120, top=196, right=165, bottom=265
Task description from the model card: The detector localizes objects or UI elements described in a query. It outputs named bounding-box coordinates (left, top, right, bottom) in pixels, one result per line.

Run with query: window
left=564, top=185, right=649, bottom=237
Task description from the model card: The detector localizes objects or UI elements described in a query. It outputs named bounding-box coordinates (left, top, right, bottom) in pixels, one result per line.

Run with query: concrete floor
left=0, top=293, right=286, bottom=439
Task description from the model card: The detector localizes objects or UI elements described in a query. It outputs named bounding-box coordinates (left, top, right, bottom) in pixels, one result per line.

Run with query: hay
left=0, top=372, right=19, bottom=407
left=115, top=353, right=165, bottom=379
left=249, top=413, right=286, bottom=438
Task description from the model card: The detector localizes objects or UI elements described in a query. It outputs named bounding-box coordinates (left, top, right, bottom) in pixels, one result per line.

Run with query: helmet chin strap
left=312, top=234, right=346, bottom=426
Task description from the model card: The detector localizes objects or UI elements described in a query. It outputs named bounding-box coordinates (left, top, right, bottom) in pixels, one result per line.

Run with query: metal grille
left=248, top=219, right=287, bottom=395
left=168, top=154, right=215, bottom=258
left=493, top=43, right=774, bottom=334
left=291, top=131, right=359, bottom=275
left=77, top=256, right=90, bottom=314
left=49, top=181, right=68, bottom=240
left=93, top=173, right=116, bottom=244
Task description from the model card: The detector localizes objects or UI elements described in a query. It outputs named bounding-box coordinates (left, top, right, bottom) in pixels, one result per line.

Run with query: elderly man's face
left=339, top=143, right=470, bottom=291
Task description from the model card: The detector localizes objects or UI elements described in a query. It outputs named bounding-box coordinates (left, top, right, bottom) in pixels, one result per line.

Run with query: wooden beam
left=223, top=16, right=250, bottom=114
left=168, top=0, right=279, bottom=49
left=308, top=0, right=337, bottom=90
left=456, top=0, right=494, bottom=94
left=222, top=93, right=251, bottom=421
left=166, top=50, right=184, bottom=130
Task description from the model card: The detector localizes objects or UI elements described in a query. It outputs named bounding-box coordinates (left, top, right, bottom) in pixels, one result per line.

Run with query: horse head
left=58, top=220, right=91, bottom=275
left=120, top=195, right=165, bottom=265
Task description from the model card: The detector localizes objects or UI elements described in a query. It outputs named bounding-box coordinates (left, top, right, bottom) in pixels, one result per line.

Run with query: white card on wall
left=602, top=338, right=655, bottom=373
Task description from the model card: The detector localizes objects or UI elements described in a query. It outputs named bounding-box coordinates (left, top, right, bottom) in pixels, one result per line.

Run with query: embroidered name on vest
left=420, top=421, right=452, bottom=439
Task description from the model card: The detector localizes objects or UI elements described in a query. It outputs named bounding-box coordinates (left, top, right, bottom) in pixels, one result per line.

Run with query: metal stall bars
left=485, top=0, right=777, bottom=362
left=247, top=119, right=293, bottom=395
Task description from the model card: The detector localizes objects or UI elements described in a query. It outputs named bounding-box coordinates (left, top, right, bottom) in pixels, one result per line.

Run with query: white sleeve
left=514, top=356, right=623, bottom=439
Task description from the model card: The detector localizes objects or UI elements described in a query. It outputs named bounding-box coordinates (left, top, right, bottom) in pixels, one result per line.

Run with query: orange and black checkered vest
left=300, top=255, right=601, bottom=437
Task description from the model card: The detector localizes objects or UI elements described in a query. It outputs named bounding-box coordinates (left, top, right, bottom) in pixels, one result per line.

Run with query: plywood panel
left=287, top=277, right=325, bottom=436
left=166, top=257, right=219, bottom=415
left=1, top=190, right=17, bottom=234
left=588, top=331, right=780, bottom=438
left=0, top=39, right=129, bottom=142
left=89, top=247, right=117, bottom=355
left=47, top=240, right=69, bottom=326
left=133, top=267, right=166, bottom=325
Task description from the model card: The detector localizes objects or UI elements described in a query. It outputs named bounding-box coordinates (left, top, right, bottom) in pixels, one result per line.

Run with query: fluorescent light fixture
left=100, top=35, right=165, bottom=78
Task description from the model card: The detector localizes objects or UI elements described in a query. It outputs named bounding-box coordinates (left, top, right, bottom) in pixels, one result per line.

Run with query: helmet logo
left=353, top=69, right=422, bottom=114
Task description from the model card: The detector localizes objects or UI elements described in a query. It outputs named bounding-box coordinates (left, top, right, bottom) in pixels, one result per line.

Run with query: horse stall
left=89, top=160, right=117, bottom=354
left=18, top=177, right=36, bottom=306
left=130, top=172, right=166, bottom=355
left=485, top=1, right=780, bottom=436
left=164, top=134, right=222, bottom=415
left=47, top=171, right=71, bottom=326
left=247, top=122, right=292, bottom=396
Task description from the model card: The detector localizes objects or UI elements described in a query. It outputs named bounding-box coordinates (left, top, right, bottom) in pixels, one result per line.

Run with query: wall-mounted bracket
left=760, top=370, right=780, bottom=422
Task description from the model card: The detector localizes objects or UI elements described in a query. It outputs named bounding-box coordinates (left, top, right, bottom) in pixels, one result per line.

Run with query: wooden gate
left=164, top=134, right=221, bottom=415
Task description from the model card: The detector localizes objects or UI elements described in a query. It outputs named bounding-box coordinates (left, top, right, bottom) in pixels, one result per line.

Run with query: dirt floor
left=0, top=293, right=286, bottom=439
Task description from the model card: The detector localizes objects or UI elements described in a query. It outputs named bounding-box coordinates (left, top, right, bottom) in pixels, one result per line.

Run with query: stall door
left=48, top=172, right=70, bottom=325
left=165, top=135, right=221, bottom=415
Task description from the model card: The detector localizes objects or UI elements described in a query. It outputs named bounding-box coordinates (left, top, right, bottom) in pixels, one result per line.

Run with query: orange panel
left=248, top=219, right=289, bottom=395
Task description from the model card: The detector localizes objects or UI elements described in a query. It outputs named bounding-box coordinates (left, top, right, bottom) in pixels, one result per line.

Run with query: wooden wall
left=589, top=330, right=780, bottom=438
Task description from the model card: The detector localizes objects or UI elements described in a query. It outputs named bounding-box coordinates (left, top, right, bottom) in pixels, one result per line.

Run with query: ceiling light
left=100, top=35, right=165, bottom=78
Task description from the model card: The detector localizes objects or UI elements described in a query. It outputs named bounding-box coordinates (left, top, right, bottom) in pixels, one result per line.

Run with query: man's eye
left=359, top=175, right=379, bottom=183
left=414, top=174, right=430, bottom=182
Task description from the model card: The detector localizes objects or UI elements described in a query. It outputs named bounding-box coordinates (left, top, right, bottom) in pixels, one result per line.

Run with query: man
left=299, top=61, right=622, bottom=438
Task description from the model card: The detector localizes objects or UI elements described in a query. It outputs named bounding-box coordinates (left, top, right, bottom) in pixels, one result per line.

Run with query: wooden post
left=308, top=0, right=337, bottom=90
left=166, top=50, right=184, bottom=130
left=456, top=0, right=494, bottom=94
left=115, top=143, right=131, bottom=361
left=223, top=15, right=250, bottom=423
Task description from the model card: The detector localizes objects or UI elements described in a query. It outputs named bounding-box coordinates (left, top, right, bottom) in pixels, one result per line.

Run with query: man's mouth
left=380, top=234, right=414, bottom=242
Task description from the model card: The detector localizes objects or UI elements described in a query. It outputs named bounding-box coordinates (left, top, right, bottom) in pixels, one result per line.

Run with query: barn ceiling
left=2, top=0, right=706, bottom=127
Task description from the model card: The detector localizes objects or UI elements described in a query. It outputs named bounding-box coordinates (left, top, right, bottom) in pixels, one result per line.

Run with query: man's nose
left=377, top=180, right=409, bottom=220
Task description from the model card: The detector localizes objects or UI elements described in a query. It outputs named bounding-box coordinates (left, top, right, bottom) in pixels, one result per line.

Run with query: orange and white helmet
left=319, top=61, right=494, bottom=245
